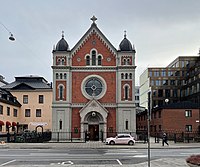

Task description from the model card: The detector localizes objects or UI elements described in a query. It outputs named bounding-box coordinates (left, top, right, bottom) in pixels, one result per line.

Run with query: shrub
left=186, top=155, right=200, bottom=166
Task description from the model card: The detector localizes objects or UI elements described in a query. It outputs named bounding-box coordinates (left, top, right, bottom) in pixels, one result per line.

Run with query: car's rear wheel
left=128, top=140, right=134, bottom=145
left=110, top=141, right=115, bottom=145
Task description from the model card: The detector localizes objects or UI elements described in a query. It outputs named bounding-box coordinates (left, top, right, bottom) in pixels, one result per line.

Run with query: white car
left=106, top=134, right=135, bottom=145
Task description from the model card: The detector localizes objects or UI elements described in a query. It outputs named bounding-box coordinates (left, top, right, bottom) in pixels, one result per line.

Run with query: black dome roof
left=119, top=34, right=134, bottom=51
left=55, top=33, right=69, bottom=51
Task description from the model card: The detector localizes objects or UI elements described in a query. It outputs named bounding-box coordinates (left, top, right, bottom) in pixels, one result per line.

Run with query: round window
left=85, top=77, right=103, bottom=97
left=81, top=75, right=107, bottom=100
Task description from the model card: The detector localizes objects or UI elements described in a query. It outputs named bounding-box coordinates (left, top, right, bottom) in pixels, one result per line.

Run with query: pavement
left=0, top=138, right=199, bottom=167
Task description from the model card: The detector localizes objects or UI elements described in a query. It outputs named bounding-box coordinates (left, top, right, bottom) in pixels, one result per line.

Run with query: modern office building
left=51, top=16, right=137, bottom=140
left=140, top=56, right=200, bottom=109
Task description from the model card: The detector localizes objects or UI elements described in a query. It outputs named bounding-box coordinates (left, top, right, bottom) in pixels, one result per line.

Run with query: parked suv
left=106, top=134, right=135, bottom=145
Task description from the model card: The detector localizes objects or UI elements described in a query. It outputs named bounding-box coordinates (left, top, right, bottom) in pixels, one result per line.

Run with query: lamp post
left=147, top=90, right=151, bottom=167
left=0, top=22, right=15, bottom=41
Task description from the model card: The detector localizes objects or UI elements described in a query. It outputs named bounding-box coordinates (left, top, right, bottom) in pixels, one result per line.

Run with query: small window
left=60, top=73, right=63, bottom=79
left=98, top=55, right=102, bottom=65
left=185, top=110, right=192, bottom=117
left=129, top=73, right=132, bottom=79
left=36, top=109, right=41, bottom=117
left=39, top=95, right=44, bottom=104
left=23, top=95, right=28, bottom=104
left=124, top=85, right=129, bottom=100
left=86, top=56, right=90, bottom=66
left=59, top=119, right=62, bottom=130
left=25, top=109, right=31, bottom=117
left=0, top=105, right=3, bottom=115
left=185, top=125, right=192, bottom=132
left=56, top=73, right=59, bottom=79
left=7, top=107, right=10, bottom=116
left=121, top=73, right=124, bottom=79
left=125, top=73, right=128, bottom=79
left=125, top=120, right=128, bottom=130
left=13, top=109, right=17, bottom=117
left=64, top=73, right=67, bottom=79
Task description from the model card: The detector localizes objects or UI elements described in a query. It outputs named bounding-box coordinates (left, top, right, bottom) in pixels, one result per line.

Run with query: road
left=0, top=148, right=199, bottom=166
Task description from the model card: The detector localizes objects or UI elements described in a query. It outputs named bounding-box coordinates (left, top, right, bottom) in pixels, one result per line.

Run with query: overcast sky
left=0, top=0, right=200, bottom=85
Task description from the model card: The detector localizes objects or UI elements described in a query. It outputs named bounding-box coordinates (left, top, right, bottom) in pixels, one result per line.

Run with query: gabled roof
left=79, top=98, right=109, bottom=114
left=71, top=23, right=117, bottom=57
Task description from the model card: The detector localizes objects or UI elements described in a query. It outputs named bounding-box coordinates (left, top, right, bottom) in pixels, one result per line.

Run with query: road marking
left=116, top=159, right=122, bottom=165
left=0, top=159, right=16, bottom=166
left=133, top=155, right=148, bottom=158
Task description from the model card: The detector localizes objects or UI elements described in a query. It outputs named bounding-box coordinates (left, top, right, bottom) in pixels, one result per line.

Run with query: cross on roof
left=90, top=16, right=97, bottom=24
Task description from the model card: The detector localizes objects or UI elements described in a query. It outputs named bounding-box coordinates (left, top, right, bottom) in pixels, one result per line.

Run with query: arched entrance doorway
left=85, top=111, right=103, bottom=141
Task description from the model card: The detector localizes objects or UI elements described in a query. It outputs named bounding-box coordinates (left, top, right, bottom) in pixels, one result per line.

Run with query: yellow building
left=1, top=76, right=52, bottom=133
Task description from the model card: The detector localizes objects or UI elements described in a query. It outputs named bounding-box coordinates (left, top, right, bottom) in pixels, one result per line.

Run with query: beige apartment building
left=1, top=76, right=52, bottom=133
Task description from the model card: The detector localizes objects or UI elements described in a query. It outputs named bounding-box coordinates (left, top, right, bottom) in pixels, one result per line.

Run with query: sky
left=0, top=0, right=200, bottom=85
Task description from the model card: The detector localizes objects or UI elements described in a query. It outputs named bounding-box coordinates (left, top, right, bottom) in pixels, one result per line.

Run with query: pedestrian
left=162, top=132, right=169, bottom=146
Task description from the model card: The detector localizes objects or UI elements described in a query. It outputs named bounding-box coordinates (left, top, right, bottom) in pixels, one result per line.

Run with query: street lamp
left=0, top=22, right=15, bottom=41
left=147, top=90, right=151, bottom=167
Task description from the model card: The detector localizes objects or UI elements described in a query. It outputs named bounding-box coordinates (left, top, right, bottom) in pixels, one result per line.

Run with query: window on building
left=163, top=80, right=168, bottom=85
left=154, top=71, right=159, bottom=77
left=0, top=125, right=2, bottom=132
left=125, top=120, right=129, bottom=130
left=59, top=85, right=64, bottom=100
left=23, top=95, right=28, bottom=104
left=155, top=80, right=160, bottom=86
left=92, top=50, right=96, bottom=66
left=98, top=55, right=102, bottom=65
left=185, top=125, right=192, bottom=132
left=121, top=73, right=124, bottom=79
left=127, top=59, right=130, bottom=65
left=86, top=55, right=90, bottom=65
left=0, top=105, right=3, bottom=115
left=124, top=85, right=129, bottom=100
left=59, top=119, right=62, bottom=130
left=158, top=89, right=163, bottom=97
left=7, top=107, right=10, bottom=116
left=64, top=73, right=67, bottom=79
left=61, top=58, right=65, bottom=65
left=185, top=110, right=192, bottom=117
left=56, top=73, right=59, bottom=79
left=25, top=109, right=31, bottom=117
left=129, top=73, right=132, bottom=79
left=170, top=80, right=175, bottom=85
left=13, top=109, right=17, bottom=117
left=161, top=70, right=166, bottom=77
left=125, top=73, right=128, bottom=79
left=173, top=89, right=178, bottom=97
left=39, top=95, right=44, bottom=104
left=149, top=71, right=152, bottom=77
left=165, top=89, right=170, bottom=97
left=60, top=73, right=63, bottom=79
left=36, top=109, right=41, bottom=117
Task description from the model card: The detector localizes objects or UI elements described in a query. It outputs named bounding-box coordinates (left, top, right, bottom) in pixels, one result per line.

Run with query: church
left=51, top=16, right=136, bottom=140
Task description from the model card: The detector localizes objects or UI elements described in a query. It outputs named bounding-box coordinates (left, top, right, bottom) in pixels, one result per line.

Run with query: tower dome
left=119, top=32, right=134, bottom=52
left=55, top=31, right=69, bottom=51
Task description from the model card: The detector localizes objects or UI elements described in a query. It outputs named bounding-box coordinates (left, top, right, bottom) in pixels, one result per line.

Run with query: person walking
left=162, top=132, right=169, bottom=146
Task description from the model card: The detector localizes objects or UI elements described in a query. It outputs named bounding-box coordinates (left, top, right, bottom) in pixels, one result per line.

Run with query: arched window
left=121, top=73, right=124, bottom=79
left=61, top=58, right=65, bottom=65
left=125, top=73, right=128, bottom=79
left=60, top=73, right=63, bottom=79
left=129, top=73, right=132, bottom=79
left=123, top=58, right=126, bottom=65
left=57, top=58, right=61, bottom=65
left=86, top=55, right=90, bottom=66
left=64, top=73, right=67, bottom=79
left=59, top=85, right=63, bottom=100
left=124, top=85, right=130, bottom=100
left=92, top=50, right=96, bottom=66
left=56, top=73, right=59, bottom=79
left=98, top=55, right=102, bottom=65
left=127, top=58, right=130, bottom=65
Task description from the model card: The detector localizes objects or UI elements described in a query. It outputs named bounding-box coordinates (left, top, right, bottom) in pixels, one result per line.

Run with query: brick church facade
left=51, top=16, right=136, bottom=140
